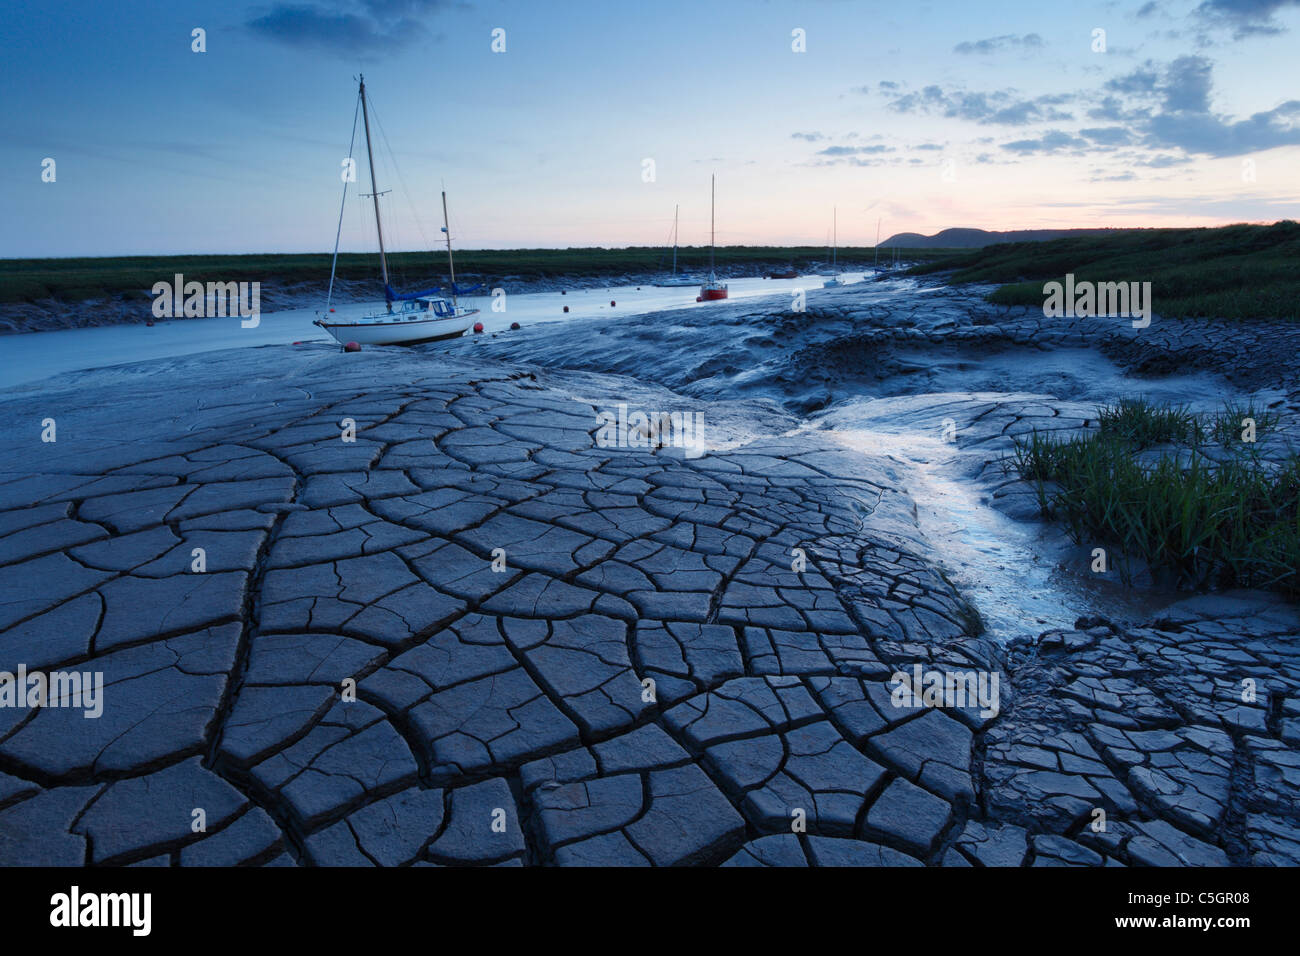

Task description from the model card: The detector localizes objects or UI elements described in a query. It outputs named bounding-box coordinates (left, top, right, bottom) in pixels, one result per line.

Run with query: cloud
left=1087, top=96, right=1142, bottom=122
left=1042, top=194, right=1300, bottom=218
left=1146, top=100, right=1300, bottom=155
left=953, top=33, right=1044, bottom=54
left=801, top=142, right=902, bottom=167
left=360, top=0, right=450, bottom=13
left=999, top=129, right=1090, bottom=154
left=1135, top=153, right=1194, bottom=167
left=881, top=84, right=1074, bottom=125
left=247, top=0, right=452, bottom=53
left=1162, top=55, right=1213, bottom=112
left=816, top=145, right=894, bottom=156
left=836, top=51, right=1300, bottom=169
left=1094, top=55, right=1300, bottom=156
left=1081, top=126, right=1134, bottom=145
left=1136, top=1, right=1161, bottom=16
left=791, top=131, right=827, bottom=141
left=1105, top=64, right=1161, bottom=97
left=1195, top=0, right=1300, bottom=38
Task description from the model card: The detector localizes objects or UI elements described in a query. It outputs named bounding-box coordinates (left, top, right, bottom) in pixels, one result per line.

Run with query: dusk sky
left=5, top=0, right=1300, bottom=256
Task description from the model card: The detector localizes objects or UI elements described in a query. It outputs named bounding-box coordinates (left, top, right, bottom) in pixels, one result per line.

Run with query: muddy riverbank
left=1, top=279, right=1296, bottom=866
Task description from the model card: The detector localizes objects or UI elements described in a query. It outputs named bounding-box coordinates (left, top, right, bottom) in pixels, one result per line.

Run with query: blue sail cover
left=384, top=282, right=482, bottom=302
left=384, top=283, right=442, bottom=303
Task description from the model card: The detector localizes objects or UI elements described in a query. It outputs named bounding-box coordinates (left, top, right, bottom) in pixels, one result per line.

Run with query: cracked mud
left=1, top=282, right=1298, bottom=866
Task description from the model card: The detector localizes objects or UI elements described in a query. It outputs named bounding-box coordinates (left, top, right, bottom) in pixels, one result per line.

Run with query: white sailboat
left=315, top=76, right=478, bottom=347
left=653, top=204, right=696, bottom=287
left=823, top=207, right=845, bottom=288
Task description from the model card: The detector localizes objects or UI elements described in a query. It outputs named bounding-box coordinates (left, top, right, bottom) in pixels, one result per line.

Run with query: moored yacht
left=697, top=175, right=728, bottom=302
left=823, top=207, right=845, bottom=288
left=315, top=76, right=478, bottom=346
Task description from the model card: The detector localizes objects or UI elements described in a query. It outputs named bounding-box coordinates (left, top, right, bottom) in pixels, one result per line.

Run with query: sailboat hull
left=697, top=287, right=728, bottom=302
left=315, top=310, right=477, bottom=346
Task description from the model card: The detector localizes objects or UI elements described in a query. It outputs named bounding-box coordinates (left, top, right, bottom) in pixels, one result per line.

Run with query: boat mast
left=874, top=217, right=881, bottom=269
left=358, top=75, right=390, bottom=297
left=832, top=207, right=838, bottom=271
left=672, top=204, right=679, bottom=276
left=709, top=175, right=716, bottom=279
left=442, top=191, right=458, bottom=309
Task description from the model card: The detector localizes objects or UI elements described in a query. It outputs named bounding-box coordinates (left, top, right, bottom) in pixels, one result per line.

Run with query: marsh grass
left=0, top=246, right=958, bottom=305
left=1097, top=398, right=1200, bottom=448
left=1011, top=400, right=1299, bottom=597
left=1208, top=401, right=1281, bottom=445
left=908, top=220, right=1300, bottom=320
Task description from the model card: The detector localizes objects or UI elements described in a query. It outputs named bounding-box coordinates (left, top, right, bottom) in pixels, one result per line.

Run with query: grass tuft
left=1097, top=398, right=1200, bottom=448
left=1010, top=399, right=1298, bottom=597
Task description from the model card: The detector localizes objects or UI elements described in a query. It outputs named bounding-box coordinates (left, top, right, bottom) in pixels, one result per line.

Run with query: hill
left=881, top=227, right=1131, bottom=249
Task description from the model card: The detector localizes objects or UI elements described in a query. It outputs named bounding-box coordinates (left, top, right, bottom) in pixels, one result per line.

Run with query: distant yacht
left=823, top=207, right=844, bottom=288
left=653, top=204, right=696, bottom=287
left=697, top=174, right=728, bottom=302
left=315, top=76, right=478, bottom=346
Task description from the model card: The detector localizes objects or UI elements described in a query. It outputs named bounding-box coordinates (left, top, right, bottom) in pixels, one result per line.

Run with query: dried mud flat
left=1, top=286, right=1298, bottom=867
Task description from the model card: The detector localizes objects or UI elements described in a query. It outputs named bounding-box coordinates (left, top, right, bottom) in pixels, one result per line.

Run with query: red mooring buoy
left=563, top=305, right=569, bottom=313
left=343, top=341, right=361, bottom=352
left=610, top=300, right=616, bottom=307
left=473, top=322, right=485, bottom=333
left=510, top=322, right=520, bottom=330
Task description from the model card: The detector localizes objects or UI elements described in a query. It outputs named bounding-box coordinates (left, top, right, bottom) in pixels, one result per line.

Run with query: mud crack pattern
left=0, top=345, right=1296, bottom=866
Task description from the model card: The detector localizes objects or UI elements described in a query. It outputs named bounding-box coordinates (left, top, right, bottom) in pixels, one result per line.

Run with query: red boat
left=697, top=174, right=729, bottom=302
